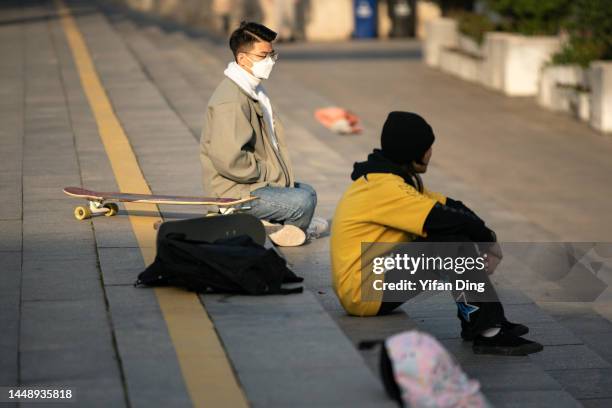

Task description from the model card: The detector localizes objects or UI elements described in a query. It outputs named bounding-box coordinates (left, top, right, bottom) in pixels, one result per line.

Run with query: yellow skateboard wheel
left=74, top=206, right=92, bottom=220
left=104, top=203, right=119, bottom=217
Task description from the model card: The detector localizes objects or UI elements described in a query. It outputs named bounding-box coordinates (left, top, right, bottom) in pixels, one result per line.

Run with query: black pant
left=376, top=234, right=505, bottom=339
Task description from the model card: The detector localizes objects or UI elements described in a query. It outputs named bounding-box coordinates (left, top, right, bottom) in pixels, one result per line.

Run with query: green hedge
left=452, top=11, right=496, bottom=45
left=552, top=0, right=612, bottom=66
left=435, top=0, right=611, bottom=65
left=484, top=0, right=573, bottom=35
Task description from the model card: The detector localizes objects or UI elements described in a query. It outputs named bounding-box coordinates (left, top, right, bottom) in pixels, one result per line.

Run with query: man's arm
left=423, top=188, right=483, bottom=223
left=368, top=181, right=495, bottom=243
left=445, top=197, right=483, bottom=223
left=425, top=203, right=502, bottom=273
left=207, top=102, right=266, bottom=183
left=370, top=181, right=499, bottom=271
left=423, top=188, right=447, bottom=205
left=424, top=203, right=496, bottom=243
left=443, top=198, right=501, bottom=246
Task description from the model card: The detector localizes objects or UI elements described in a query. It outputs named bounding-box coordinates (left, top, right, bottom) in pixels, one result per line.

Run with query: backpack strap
left=279, top=286, right=304, bottom=295
left=358, top=339, right=385, bottom=350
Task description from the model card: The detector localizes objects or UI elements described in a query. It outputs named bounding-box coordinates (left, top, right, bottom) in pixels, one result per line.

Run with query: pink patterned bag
left=380, top=331, right=490, bottom=408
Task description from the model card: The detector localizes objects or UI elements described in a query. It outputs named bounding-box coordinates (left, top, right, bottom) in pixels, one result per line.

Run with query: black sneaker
left=473, top=330, right=543, bottom=356
left=462, top=320, right=529, bottom=341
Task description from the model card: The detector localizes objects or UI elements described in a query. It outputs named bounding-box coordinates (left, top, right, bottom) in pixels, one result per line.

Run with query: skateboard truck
left=74, top=200, right=119, bottom=221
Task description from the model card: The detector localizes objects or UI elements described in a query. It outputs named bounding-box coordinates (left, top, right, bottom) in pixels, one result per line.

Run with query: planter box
left=439, top=48, right=483, bottom=83
left=553, top=87, right=591, bottom=121
left=501, top=35, right=561, bottom=96
left=480, top=33, right=560, bottom=95
left=424, top=18, right=458, bottom=67
left=458, top=34, right=482, bottom=58
left=424, top=20, right=560, bottom=95
left=481, top=32, right=512, bottom=90
left=538, top=65, right=589, bottom=115
left=572, top=90, right=591, bottom=122
left=589, top=61, right=612, bottom=133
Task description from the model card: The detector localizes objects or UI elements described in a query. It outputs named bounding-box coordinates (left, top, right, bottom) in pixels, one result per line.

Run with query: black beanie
left=380, top=111, right=435, bottom=165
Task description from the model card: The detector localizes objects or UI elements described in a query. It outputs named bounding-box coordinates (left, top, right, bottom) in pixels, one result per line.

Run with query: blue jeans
left=244, top=182, right=317, bottom=231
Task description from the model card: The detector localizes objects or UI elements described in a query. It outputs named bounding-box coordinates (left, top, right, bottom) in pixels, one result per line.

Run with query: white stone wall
left=590, top=62, right=612, bottom=133
left=538, top=65, right=587, bottom=110
left=427, top=20, right=561, bottom=97
left=481, top=32, right=510, bottom=90
left=502, top=35, right=561, bottom=96
left=424, top=18, right=458, bottom=67
left=458, top=34, right=482, bottom=57
left=438, top=48, right=483, bottom=83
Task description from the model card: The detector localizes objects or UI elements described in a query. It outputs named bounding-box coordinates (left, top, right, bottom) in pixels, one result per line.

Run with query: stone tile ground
left=1, top=0, right=612, bottom=406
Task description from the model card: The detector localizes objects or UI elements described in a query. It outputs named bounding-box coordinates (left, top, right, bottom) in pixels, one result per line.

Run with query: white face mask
left=248, top=55, right=276, bottom=79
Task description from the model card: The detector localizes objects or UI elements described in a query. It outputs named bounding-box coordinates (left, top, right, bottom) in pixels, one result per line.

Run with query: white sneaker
left=262, top=220, right=306, bottom=247
left=306, top=217, right=329, bottom=240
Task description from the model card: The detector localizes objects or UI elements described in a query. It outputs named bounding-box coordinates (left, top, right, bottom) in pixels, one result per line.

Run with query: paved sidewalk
left=104, top=5, right=612, bottom=406
left=2, top=0, right=612, bottom=407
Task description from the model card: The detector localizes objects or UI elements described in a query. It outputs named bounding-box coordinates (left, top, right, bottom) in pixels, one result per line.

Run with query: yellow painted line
left=54, top=1, right=249, bottom=406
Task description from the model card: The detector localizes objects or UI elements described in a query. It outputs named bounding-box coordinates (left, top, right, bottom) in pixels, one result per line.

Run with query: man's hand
left=484, top=252, right=502, bottom=274
left=487, top=242, right=503, bottom=259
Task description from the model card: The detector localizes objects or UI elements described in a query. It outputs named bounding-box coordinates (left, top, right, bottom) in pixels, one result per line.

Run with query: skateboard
left=63, top=186, right=257, bottom=221
left=157, top=213, right=266, bottom=247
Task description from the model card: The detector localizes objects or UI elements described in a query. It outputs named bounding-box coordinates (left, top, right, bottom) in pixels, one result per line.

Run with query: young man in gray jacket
left=200, top=21, right=327, bottom=246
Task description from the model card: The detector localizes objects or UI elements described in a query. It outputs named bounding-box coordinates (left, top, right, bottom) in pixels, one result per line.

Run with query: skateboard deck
left=157, top=214, right=266, bottom=247
left=63, top=186, right=257, bottom=220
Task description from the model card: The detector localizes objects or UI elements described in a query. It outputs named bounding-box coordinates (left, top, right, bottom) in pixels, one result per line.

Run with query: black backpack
left=135, top=234, right=303, bottom=295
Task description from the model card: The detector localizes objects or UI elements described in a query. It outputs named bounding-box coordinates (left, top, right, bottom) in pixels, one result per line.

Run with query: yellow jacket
left=330, top=173, right=446, bottom=316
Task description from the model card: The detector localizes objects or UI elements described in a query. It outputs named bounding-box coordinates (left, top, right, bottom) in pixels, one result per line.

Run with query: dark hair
left=229, top=21, right=277, bottom=59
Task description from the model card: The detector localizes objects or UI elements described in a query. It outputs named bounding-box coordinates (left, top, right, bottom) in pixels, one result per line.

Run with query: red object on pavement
left=314, top=107, right=363, bottom=134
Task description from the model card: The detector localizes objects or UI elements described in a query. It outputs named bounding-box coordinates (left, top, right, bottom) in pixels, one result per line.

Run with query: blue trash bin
left=354, top=0, right=377, bottom=39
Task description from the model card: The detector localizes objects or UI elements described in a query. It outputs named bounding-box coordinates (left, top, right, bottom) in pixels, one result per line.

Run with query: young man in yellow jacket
left=331, top=111, right=543, bottom=355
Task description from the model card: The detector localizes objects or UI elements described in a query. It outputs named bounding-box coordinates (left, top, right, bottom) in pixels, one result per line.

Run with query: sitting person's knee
left=296, top=183, right=317, bottom=203
left=291, top=190, right=314, bottom=217
left=292, top=187, right=316, bottom=212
